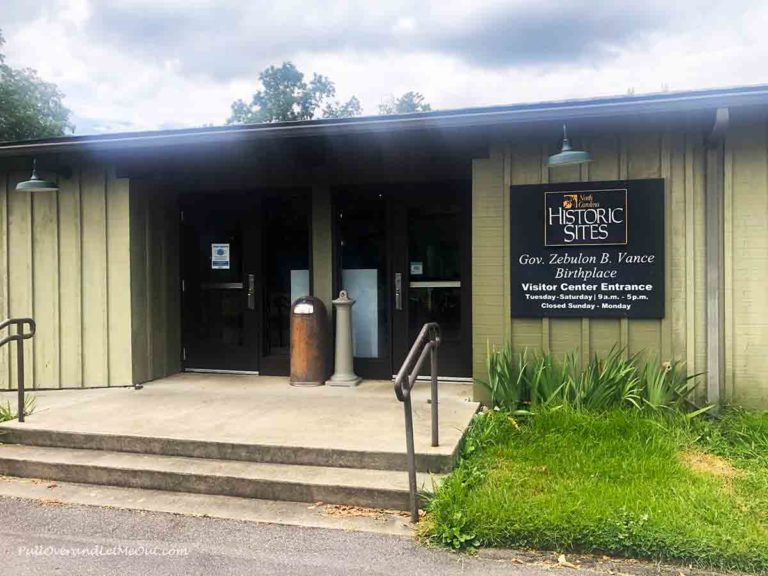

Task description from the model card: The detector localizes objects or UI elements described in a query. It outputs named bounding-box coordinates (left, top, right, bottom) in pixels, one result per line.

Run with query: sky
left=0, top=0, right=766, bottom=135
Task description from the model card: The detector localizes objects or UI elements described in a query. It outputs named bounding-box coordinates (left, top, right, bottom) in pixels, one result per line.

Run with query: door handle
left=247, top=274, right=256, bottom=310
left=395, top=272, right=403, bottom=310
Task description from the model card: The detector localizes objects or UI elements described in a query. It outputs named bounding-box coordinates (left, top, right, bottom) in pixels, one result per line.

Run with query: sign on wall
left=510, top=179, right=665, bottom=318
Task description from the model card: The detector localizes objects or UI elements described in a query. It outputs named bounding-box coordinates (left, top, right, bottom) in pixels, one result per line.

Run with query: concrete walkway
left=0, top=496, right=729, bottom=576
left=0, top=373, right=478, bottom=457
left=1, top=496, right=535, bottom=576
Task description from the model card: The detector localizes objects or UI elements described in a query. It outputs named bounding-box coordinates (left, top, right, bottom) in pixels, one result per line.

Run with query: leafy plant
left=561, top=347, right=641, bottom=411
left=477, top=343, right=708, bottom=417
left=0, top=394, right=35, bottom=422
left=637, top=359, right=709, bottom=417
left=429, top=510, right=479, bottom=550
left=476, top=341, right=524, bottom=411
left=525, top=349, right=568, bottom=408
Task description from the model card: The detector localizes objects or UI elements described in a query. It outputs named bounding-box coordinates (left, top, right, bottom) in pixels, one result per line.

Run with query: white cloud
left=1, top=0, right=766, bottom=134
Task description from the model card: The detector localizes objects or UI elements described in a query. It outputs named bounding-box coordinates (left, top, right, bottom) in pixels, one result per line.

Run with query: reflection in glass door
left=259, top=191, right=311, bottom=374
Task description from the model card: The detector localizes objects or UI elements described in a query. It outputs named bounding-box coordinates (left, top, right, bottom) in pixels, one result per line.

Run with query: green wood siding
left=724, top=108, right=768, bottom=407
left=129, top=179, right=181, bottom=385
left=0, top=165, right=133, bottom=389
left=472, top=129, right=710, bottom=402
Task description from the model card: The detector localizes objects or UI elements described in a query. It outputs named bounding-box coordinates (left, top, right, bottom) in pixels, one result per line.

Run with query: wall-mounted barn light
left=15, top=159, right=59, bottom=193
left=547, top=125, right=591, bottom=168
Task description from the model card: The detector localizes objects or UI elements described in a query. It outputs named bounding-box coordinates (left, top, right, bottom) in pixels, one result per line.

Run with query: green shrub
left=477, top=344, right=708, bottom=417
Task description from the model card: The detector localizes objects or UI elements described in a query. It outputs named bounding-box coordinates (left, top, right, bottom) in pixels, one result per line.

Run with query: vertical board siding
left=471, top=149, right=506, bottom=397
left=58, top=171, right=83, bottom=387
left=473, top=127, right=708, bottom=395
left=32, top=188, right=60, bottom=387
left=129, top=181, right=150, bottom=385
left=81, top=169, right=110, bottom=386
left=726, top=110, right=768, bottom=406
left=7, top=172, right=34, bottom=389
left=0, top=174, right=9, bottom=388
left=692, top=139, right=708, bottom=383
left=106, top=170, right=133, bottom=385
left=0, top=175, right=9, bottom=388
left=723, top=127, right=735, bottom=403
left=0, top=166, right=133, bottom=389
left=129, top=179, right=181, bottom=384
left=147, top=191, right=164, bottom=377
left=509, top=145, right=545, bottom=353
left=668, top=134, right=689, bottom=373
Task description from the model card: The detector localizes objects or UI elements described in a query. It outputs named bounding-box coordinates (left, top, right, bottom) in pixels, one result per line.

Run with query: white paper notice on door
left=341, top=269, right=378, bottom=358
left=211, top=243, right=230, bottom=269
left=290, top=269, right=310, bottom=304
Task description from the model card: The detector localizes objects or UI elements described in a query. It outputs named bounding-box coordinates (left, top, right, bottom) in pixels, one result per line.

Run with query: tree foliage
left=378, top=91, right=432, bottom=115
left=228, top=61, right=362, bottom=123
left=323, top=95, right=363, bottom=119
left=0, top=31, right=73, bottom=142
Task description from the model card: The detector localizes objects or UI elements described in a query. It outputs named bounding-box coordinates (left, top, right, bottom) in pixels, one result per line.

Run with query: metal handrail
left=393, top=321, right=440, bottom=523
left=0, top=318, right=36, bottom=423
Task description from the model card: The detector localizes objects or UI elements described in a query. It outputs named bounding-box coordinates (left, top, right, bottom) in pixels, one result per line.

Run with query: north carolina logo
left=562, top=194, right=578, bottom=209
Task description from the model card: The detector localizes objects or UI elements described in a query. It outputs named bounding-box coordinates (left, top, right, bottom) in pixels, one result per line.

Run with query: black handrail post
left=430, top=344, right=438, bottom=448
left=0, top=318, right=35, bottom=423
left=404, top=394, right=419, bottom=523
left=393, top=322, right=440, bottom=523
left=16, top=323, right=25, bottom=423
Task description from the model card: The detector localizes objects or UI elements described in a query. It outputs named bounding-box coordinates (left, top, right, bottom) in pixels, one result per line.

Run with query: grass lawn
left=424, top=409, right=768, bottom=573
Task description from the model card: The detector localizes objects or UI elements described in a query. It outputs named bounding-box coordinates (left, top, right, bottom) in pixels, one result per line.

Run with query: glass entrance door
left=334, top=188, right=391, bottom=378
left=180, top=193, right=260, bottom=372
left=392, top=184, right=472, bottom=378
left=334, top=183, right=471, bottom=380
left=181, top=190, right=311, bottom=375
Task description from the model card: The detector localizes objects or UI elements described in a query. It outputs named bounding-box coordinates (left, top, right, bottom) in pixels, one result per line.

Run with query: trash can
left=289, top=296, right=330, bottom=386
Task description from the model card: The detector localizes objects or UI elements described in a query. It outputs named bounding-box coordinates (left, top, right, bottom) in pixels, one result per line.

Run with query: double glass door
left=335, top=183, right=471, bottom=379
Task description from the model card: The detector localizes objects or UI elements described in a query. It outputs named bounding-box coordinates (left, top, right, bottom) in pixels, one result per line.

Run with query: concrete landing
left=0, top=373, right=478, bottom=470
left=0, top=373, right=478, bottom=512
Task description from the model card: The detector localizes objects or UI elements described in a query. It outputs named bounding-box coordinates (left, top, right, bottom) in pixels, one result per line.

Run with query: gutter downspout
left=704, top=107, right=729, bottom=410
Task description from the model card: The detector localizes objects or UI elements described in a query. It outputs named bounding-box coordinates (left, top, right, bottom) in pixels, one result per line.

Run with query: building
left=0, top=85, right=766, bottom=407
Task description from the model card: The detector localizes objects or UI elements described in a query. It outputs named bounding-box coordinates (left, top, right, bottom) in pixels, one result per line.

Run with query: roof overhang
left=1, top=84, right=768, bottom=158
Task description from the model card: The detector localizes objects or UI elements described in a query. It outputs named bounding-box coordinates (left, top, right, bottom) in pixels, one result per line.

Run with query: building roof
left=1, top=84, right=767, bottom=157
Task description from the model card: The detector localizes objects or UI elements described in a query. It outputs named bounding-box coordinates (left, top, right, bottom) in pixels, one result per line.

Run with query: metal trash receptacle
left=290, top=296, right=330, bottom=386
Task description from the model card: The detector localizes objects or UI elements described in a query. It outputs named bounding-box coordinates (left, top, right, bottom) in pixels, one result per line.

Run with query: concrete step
left=0, top=444, right=441, bottom=511
left=0, top=426, right=455, bottom=473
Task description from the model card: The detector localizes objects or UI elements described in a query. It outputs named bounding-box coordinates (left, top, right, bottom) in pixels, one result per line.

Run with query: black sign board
left=510, top=179, right=664, bottom=318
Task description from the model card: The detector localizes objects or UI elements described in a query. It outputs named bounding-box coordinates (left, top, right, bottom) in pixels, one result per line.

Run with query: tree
left=0, top=31, right=73, bottom=142
left=323, top=96, right=363, bottom=119
left=228, top=62, right=362, bottom=124
left=378, top=91, right=432, bottom=115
